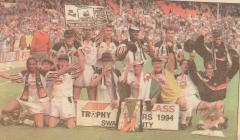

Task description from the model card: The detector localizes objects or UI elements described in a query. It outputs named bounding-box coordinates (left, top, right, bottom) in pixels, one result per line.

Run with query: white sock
left=180, top=111, right=187, bottom=124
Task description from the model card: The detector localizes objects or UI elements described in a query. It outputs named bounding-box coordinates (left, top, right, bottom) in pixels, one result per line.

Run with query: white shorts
left=42, top=101, right=50, bottom=116
left=49, top=97, right=75, bottom=119
left=185, top=94, right=201, bottom=117
left=74, top=65, right=94, bottom=87
left=17, top=98, right=49, bottom=115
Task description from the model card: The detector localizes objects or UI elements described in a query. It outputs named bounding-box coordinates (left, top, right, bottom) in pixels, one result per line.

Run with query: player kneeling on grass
left=0, top=57, right=49, bottom=128
left=47, top=54, right=76, bottom=129
left=91, top=52, right=121, bottom=107
left=188, top=51, right=239, bottom=130
left=150, top=52, right=188, bottom=130
left=0, top=59, right=54, bottom=126
left=117, top=60, right=151, bottom=132
left=175, top=57, right=211, bottom=129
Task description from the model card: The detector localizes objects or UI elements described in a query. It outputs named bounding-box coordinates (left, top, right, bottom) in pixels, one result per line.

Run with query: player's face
left=83, top=28, right=92, bottom=40
left=180, top=61, right=188, bottom=73
left=152, top=62, right=164, bottom=73
left=103, top=61, right=113, bottom=70
left=133, top=64, right=143, bottom=75
left=27, top=59, right=38, bottom=73
left=215, top=36, right=222, bottom=47
left=129, top=31, right=139, bottom=41
left=166, top=30, right=175, bottom=42
left=58, top=60, right=69, bottom=69
left=204, top=33, right=212, bottom=43
left=41, top=62, right=52, bottom=72
left=206, top=64, right=214, bottom=77
left=104, top=27, right=113, bottom=39
left=65, top=37, right=74, bottom=46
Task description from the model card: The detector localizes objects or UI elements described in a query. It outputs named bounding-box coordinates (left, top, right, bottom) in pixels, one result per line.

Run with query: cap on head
left=100, top=52, right=114, bottom=62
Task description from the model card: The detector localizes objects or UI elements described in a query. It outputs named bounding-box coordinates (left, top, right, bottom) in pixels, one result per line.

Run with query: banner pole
left=120, top=0, right=122, bottom=15
left=217, top=3, right=220, bottom=19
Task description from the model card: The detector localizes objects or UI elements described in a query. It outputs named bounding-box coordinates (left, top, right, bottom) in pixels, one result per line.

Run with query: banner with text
left=65, top=5, right=108, bottom=29
left=76, top=101, right=179, bottom=130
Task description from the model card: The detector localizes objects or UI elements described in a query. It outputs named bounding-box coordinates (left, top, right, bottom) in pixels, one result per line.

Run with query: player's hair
left=26, top=57, right=38, bottom=65
left=42, top=59, right=54, bottom=65
left=26, top=57, right=38, bottom=70
left=204, top=60, right=214, bottom=69
left=179, top=59, right=188, bottom=66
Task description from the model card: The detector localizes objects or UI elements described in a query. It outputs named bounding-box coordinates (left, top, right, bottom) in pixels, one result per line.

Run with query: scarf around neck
left=20, top=71, right=46, bottom=101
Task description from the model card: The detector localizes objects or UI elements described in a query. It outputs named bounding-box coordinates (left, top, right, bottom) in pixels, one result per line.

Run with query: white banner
left=142, top=104, right=179, bottom=130
left=65, top=5, right=108, bottom=29
left=76, top=101, right=118, bottom=127
left=76, top=101, right=179, bottom=130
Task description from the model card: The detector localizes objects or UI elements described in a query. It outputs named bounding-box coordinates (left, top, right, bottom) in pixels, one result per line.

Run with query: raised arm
left=184, top=27, right=212, bottom=59
left=227, top=49, right=239, bottom=79
left=165, top=48, right=175, bottom=73
left=194, top=35, right=211, bottom=57
left=90, top=66, right=110, bottom=87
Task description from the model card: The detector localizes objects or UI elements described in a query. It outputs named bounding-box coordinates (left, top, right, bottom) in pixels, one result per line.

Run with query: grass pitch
left=0, top=57, right=239, bottom=140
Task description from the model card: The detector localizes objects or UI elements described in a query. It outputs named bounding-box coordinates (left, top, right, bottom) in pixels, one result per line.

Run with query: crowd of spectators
left=0, top=0, right=240, bottom=55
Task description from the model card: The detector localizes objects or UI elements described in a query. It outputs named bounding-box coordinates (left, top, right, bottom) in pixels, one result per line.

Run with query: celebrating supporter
left=47, top=54, right=76, bottom=129
left=96, top=24, right=118, bottom=62
left=185, top=28, right=233, bottom=73
left=73, top=27, right=97, bottom=100
left=91, top=52, right=121, bottom=107
left=115, top=26, right=154, bottom=69
left=50, top=30, right=80, bottom=63
left=188, top=50, right=239, bottom=130
left=149, top=49, right=188, bottom=129
left=175, top=55, right=211, bottom=129
left=154, top=25, right=183, bottom=64
left=0, top=57, right=49, bottom=128
left=120, top=60, right=151, bottom=100
left=117, top=60, right=150, bottom=132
